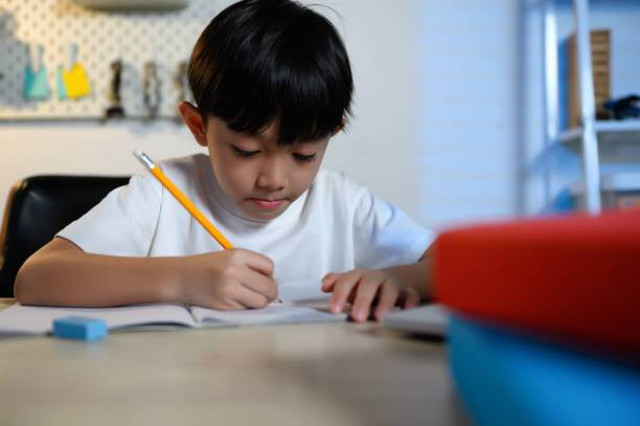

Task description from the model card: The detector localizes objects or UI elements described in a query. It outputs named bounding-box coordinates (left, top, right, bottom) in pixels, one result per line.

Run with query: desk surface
left=0, top=299, right=470, bottom=426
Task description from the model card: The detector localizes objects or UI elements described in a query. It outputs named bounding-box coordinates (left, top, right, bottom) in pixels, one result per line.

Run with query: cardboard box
left=568, top=29, right=611, bottom=128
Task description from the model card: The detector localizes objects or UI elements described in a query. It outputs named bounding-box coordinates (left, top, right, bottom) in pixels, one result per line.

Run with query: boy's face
left=180, top=103, right=330, bottom=221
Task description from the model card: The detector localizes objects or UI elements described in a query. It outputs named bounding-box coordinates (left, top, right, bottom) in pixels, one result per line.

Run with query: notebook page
left=278, top=279, right=328, bottom=304
left=189, top=302, right=346, bottom=327
left=0, top=303, right=197, bottom=335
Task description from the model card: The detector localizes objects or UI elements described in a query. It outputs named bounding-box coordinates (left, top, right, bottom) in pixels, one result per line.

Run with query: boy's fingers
left=239, top=268, right=278, bottom=302
left=321, top=273, right=340, bottom=292
left=329, top=271, right=362, bottom=314
left=400, top=288, right=420, bottom=309
left=235, top=284, right=273, bottom=309
left=374, top=283, right=400, bottom=320
left=351, top=277, right=384, bottom=322
left=241, top=249, right=275, bottom=277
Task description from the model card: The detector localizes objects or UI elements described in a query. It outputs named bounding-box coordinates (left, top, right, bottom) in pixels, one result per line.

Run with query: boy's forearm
left=15, top=247, right=185, bottom=307
left=383, top=257, right=433, bottom=301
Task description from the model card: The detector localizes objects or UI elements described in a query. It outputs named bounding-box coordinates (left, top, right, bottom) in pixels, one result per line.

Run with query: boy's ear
left=179, top=101, right=208, bottom=147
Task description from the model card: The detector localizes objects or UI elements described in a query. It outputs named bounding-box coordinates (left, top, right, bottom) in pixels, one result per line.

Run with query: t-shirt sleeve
left=57, top=174, right=162, bottom=257
left=348, top=178, right=435, bottom=269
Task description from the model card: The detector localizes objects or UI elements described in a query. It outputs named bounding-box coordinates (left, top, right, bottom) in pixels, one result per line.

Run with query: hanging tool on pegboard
left=58, top=43, right=91, bottom=100
left=23, top=44, right=50, bottom=101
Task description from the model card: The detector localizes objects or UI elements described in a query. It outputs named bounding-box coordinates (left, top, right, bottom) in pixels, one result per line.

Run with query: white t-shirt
left=59, top=154, right=434, bottom=298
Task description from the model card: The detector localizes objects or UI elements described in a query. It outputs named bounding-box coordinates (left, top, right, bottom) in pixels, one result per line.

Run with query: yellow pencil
left=133, top=150, right=233, bottom=250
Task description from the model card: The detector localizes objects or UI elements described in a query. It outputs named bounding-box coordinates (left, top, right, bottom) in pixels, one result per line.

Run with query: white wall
left=0, top=0, right=522, bottom=231
left=416, top=0, right=520, bottom=228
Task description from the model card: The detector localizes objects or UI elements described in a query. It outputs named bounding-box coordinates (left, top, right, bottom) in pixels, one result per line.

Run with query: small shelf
left=0, top=116, right=182, bottom=125
left=73, top=0, right=189, bottom=10
left=559, top=120, right=640, bottom=144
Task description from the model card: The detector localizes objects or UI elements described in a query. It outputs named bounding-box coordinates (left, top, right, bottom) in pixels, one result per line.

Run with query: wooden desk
left=0, top=299, right=471, bottom=426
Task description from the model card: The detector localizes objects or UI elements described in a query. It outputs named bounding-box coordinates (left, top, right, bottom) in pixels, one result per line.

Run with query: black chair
left=0, top=175, right=130, bottom=297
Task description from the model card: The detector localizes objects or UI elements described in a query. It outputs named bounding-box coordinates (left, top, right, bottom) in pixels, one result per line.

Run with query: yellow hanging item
left=62, top=62, right=91, bottom=99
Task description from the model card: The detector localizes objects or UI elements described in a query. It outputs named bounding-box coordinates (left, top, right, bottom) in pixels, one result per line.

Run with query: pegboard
left=0, top=0, right=227, bottom=121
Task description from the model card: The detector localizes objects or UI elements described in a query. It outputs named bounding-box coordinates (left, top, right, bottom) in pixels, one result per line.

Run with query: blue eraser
left=52, top=316, right=108, bottom=341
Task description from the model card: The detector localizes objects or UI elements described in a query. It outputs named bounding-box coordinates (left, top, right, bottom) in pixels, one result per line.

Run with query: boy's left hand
left=321, top=269, right=420, bottom=322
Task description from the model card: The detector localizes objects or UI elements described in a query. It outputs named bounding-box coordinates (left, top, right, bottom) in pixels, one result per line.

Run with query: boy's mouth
left=247, top=198, right=286, bottom=211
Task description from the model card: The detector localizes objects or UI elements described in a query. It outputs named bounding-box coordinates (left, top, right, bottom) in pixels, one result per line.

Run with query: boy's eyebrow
left=295, top=139, right=327, bottom=147
left=242, top=124, right=328, bottom=145
left=256, top=125, right=283, bottom=143
left=253, top=132, right=271, bottom=142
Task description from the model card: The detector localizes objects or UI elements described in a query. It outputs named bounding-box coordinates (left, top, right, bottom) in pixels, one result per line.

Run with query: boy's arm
left=15, top=238, right=183, bottom=307
left=14, top=237, right=277, bottom=309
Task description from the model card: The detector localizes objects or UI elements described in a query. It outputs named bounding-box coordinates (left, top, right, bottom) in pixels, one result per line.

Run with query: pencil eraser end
left=52, top=316, right=108, bottom=341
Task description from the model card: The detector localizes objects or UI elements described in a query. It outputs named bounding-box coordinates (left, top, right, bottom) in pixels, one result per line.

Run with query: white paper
left=190, top=302, right=344, bottom=327
left=0, top=303, right=196, bottom=335
left=278, top=279, right=329, bottom=304
left=0, top=299, right=345, bottom=335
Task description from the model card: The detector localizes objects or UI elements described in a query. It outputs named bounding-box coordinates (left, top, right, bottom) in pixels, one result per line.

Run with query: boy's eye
left=232, top=146, right=259, bottom=158
left=292, top=153, right=316, bottom=163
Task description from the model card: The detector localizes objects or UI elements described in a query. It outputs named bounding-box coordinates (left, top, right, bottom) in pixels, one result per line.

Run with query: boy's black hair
left=187, top=0, right=353, bottom=145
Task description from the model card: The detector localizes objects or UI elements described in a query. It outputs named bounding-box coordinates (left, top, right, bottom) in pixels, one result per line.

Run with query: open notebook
left=0, top=282, right=346, bottom=335
left=0, top=301, right=346, bottom=335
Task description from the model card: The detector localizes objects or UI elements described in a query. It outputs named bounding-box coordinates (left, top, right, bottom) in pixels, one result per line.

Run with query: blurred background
left=1, top=0, right=639, bottom=231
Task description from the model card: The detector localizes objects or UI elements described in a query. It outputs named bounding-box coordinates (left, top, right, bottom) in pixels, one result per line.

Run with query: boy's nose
left=256, top=159, right=287, bottom=192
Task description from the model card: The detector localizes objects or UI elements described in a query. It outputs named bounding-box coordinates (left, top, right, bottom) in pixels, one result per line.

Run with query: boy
left=15, top=0, right=434, bottom=323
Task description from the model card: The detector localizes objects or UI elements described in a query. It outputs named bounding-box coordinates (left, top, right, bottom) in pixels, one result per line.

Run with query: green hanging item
left=23, top=44, right=50, bottom=101
left=56, top=65, right=67, bottom=100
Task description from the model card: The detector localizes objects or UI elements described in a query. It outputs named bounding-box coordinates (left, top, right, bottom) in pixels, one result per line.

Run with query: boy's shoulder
left=158, top=153, right=208, bottom=176
left=134, top=153, right=210, bottom=198
left=315, top=168, right=367, bottom=193
left=153, top=153, right=210, bottom=186
left=312, top=168, right=370, bottom=207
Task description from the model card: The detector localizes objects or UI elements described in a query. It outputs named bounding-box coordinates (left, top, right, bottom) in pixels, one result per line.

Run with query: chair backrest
left=0, top=175, right=130, bottom=297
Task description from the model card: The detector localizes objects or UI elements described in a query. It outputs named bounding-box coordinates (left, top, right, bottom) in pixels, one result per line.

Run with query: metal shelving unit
left=559, top=120, right=640, bottom=144
left=543, top=0, right=640, bottom=214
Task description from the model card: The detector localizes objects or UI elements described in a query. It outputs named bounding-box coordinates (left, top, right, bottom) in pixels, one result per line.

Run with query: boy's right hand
left=179, top=249, right=277, bottom=310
